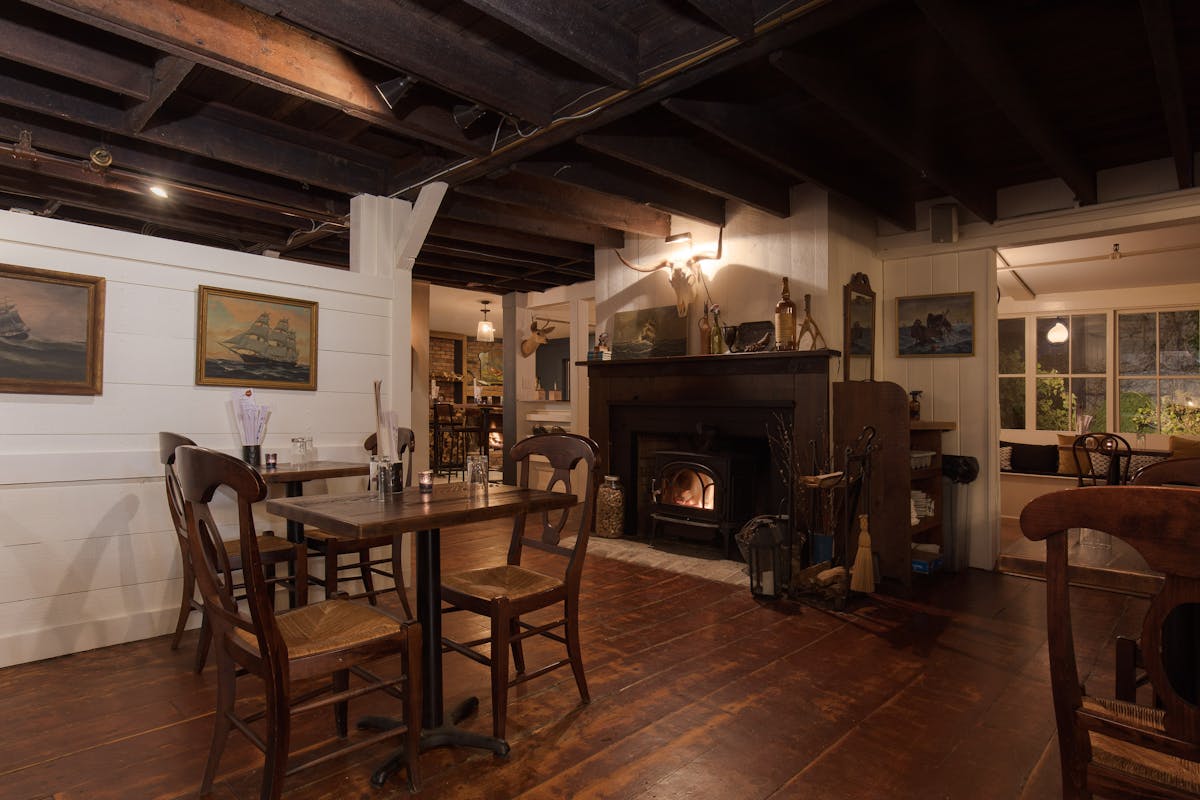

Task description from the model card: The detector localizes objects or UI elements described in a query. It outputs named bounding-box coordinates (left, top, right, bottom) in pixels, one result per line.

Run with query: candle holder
left=419, top=470, right=434, bottom=494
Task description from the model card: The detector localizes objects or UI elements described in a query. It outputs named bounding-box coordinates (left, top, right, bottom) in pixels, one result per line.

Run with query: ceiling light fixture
left=476, top=300, right=495, bottom=342
left=374, top=75, right=417, bottom=109
left=1046, top=317, right=1069, bottom=344
left=452, top=103, right=487, bottom=131
left=148, top=185, right=169, bottom=199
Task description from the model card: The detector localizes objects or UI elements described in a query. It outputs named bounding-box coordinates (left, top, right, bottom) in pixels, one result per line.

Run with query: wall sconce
left=1046, top=317, right=1069, bottom=344
left=375, top=75, right=417, bottom=109
left=476, top=300, right=495, bottom=342
left=453, top=103, right=487, bottom=131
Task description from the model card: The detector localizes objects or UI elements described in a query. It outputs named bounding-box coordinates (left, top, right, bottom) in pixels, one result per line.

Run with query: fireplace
left=584, top=350, right=836, bottom=558
left=649, top=449, right=755, bottom=557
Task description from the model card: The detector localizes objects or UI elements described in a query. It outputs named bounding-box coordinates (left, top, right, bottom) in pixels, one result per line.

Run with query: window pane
left=1118, top=312, right=1156, bottom=374
left=999, top=377, right=1025, bottom=429
left=1036, top=376, right=1071, bottom=430
left=1071, top=313, right=1106, bottom=373
left=1160, top=379, right=1200, bottom=435
left=1119, top=379, right=1158, bottom=434
left=1071, top=377, right=1105, bottom=432
left=998, top=318, right=1025, bottom=374
left=1036, top=318, right=1069, bottom=374
left=1159, top=310, right=1200, bottom=375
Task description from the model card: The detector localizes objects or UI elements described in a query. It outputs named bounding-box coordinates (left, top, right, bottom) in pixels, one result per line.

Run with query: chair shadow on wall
left=49, top=494, right=141, bottom=655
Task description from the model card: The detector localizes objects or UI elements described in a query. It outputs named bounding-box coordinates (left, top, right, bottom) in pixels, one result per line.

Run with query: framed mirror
left=843, top=272, right=875, bottom=381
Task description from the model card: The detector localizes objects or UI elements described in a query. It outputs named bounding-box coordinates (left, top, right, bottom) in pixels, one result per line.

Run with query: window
left=1000, top=307, right=1200, bottom=436
left=1118, top=310, right=1200, bottom=435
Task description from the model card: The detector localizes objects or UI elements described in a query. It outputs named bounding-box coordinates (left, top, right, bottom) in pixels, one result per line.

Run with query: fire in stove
left=659, top=465, right=716, bottom=509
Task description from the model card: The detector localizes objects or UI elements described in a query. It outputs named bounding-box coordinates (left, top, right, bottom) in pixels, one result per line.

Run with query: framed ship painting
left=196, top=286, right=317, bottom=390
left=0, top=263, right=105, bottom=395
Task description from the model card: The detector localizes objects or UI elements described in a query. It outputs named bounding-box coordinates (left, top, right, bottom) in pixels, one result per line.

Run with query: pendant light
left=1046, top=317, right=1069, bottom=344
left=476, top=300, right=495, bottom=342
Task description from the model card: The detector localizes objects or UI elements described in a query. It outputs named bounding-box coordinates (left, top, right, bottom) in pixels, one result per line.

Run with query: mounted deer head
left=614, top=227, right=724, bottom=317
left=520, top=318, right=555, bottom=357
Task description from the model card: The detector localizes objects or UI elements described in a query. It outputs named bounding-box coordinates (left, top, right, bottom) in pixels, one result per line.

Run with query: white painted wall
left=0, top=212, right=398, bottom=667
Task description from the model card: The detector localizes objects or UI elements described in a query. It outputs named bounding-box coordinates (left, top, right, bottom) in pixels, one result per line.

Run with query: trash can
left=941, top=455, right=979, bottom=572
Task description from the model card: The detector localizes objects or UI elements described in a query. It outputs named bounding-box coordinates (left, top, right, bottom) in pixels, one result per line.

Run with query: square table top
left=265, top=482, right=576, bottom=539
left=258, top=459, right=369, bottom=484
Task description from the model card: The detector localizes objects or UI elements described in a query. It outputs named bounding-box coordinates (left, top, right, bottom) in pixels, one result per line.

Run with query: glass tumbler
left=466, top=454, right=488, bottom=497
left=290, top=436, right=307, bottom=465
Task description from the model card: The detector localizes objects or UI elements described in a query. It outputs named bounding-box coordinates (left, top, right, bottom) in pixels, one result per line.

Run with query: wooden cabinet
left=833, top=381, right=954, bottom=589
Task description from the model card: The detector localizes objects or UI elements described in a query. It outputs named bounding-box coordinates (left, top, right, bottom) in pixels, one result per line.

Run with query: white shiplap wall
left=879, top=250, right=999, bottom=570
left=0, top=212, right=396, bottom=667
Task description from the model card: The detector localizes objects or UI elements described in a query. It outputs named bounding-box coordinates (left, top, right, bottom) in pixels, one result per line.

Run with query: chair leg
left=193, top=613, right=212, bottom=674
left=324, top=541, right=340, bottom=600
left=171, top=567, right=195, bottom=650
left=509, top=616, right=526, bottom=675
left=490, top=598, right=511, bottom=740
left=264, top=563, right=278, bottom=612
left=390, top=535, right=414, bottom=619
left=565, top=597, right=589, bottom=704
left=201, top=652, right=237, bottom=795
left=333, top=669, right=349, bottom=738
left=260, top=674, right=291, bottom=800
left=359, top=552, right=378, bottom=606
left=403, top=623, right=422, bottom=792
left=291, top=544, right=308, bottom=607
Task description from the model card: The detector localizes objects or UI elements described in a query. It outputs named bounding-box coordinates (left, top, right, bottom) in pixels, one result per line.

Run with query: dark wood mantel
left=584, top=350, right=839, bottom=540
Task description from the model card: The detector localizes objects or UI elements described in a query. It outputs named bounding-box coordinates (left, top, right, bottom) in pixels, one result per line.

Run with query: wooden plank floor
left=0, top=519, right=1147, bottom=799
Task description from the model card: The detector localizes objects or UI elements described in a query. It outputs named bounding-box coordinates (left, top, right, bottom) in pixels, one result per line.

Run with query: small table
left=265, top=481, right=577, bottom=781
left=259, top=460, right=369, bottom=542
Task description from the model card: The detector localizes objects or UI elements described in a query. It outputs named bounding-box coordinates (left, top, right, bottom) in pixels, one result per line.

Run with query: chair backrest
left=509, top=433, right=600, bottom=586
left=433, top=403, right=455, bottom=426
left=174, top=445, right=286, bottom=673
left=1071, top=432, right=1133, bottom=486
left=1133, top=456, right=1200, bottom=487
left=159, top=431, right=197, bottom=544
left=364, top=427, right=416, bottom=487
left=1021, top=486, right=1200, bottom=774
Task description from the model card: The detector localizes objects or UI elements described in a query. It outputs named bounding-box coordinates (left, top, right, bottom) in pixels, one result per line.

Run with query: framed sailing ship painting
left=196, top=286, right=317, bottom=390
left=0, top=263, right=105, bottom=395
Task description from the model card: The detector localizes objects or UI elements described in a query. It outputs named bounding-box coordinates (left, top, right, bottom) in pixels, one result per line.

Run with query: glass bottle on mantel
left=774, top=277, right=797, bottom=350
left=710, top=306, right=726, bottom=354
left=698, top=303, right=712, bottom=355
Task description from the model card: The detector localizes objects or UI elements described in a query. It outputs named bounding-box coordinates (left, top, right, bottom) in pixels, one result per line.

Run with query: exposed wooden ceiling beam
left=414, top=252, right=565, bottom=286
left=455, top=171, right=670, bottom=237
left=440, top=194, right=623, bottom=248
left=126, top=55, right=193, bottom=134
left=0, top=114, right=347, bottom=219
left=1141, top=0, right=1193, bottom=189
left=0, top=72, right=386, bottom=195
left=24, top=0, right=486, bottom=155
left=577, top=133, right=790, bottom=217
left=661, top=97, right=915, bottom=229
left=681, top=0, right=756, bottom=39
left=235, top=0, right=558, bottom=125
left=513, top=159, right=726, bottom=227
left=427, top=218, right=594, bottom=262
left=459, top=0, right=638, bottom=89
left=411, top=262, right=548, bottom=292
left=914, top=0, right=1097, bottom=206
left=767, top=51, right=995, bottom=223
left=422, top=240, right=569, bottom=271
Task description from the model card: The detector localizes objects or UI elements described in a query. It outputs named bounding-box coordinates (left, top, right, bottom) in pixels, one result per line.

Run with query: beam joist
left=681, top=0, right=756, bottom=39
left=1141, top=0, right=1193, bottom=189
left=441, top=194, right=623, bottom=248
left=427, top=218, right=594, bottom=262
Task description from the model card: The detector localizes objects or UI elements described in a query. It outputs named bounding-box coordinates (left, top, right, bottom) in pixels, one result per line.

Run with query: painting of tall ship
left=196, top=286, right=317, bottom=390
left=0, top=298, right=30, bottom=340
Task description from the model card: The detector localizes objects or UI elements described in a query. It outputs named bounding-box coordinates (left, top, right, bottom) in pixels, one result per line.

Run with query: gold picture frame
left=196, top=286, right=318, bottom=390
left=0, top=263, right=105, bottom=395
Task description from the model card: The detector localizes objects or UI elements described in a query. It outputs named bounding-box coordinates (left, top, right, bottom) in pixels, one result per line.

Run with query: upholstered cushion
left=442, top=565, right=562, bottom=603
left=1169, top=435, right=1200, bottom=460
left=1089, top=451, right=1111, bottom=479
left=999, top=446, right=1013, bottom=472
left=1130, top=453, right=1168, bottom=473
left=235, top=599, right=405, bottom=660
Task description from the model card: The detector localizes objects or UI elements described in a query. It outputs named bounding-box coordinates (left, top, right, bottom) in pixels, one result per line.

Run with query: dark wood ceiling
left=1, top=0, right=1196, bottom=292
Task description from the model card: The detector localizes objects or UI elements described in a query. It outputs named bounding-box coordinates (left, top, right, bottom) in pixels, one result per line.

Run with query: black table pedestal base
left=359, top=695, right=509, bottom=788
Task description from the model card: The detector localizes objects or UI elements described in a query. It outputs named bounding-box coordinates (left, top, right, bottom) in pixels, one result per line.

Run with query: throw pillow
left=1056, top=433, right=1085, bottom=475
left=1089, top=451, right=1111, bottom=481
left=1009, top=442, right=1059, bottom=474
left=1169, top=435, right=1200, bottom=460
left=999, top=445, right=1013, bottom=471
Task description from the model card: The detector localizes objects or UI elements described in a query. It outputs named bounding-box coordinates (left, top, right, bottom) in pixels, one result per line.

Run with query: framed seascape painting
left=897, top=292, right=975, bottom=357
left=0, top=264, right=105, bottom=395
left=196, top=286, right=318, bottom=390
left=611, top=305, right=687, bottom=359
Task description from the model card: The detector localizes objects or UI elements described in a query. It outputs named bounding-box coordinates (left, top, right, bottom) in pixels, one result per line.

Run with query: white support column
left=569, top=297, right=589, bottom=436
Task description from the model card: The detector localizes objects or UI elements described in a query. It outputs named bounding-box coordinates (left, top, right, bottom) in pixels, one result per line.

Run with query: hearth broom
left=849, top=513, right=874, bottom=593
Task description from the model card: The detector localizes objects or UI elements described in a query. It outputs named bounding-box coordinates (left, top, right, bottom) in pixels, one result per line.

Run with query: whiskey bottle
left=774, top=277, right=797, bottom=350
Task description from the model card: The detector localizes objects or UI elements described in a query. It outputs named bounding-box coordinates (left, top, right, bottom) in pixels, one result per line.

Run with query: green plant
left=1036, top=367, right=1075, bottom=431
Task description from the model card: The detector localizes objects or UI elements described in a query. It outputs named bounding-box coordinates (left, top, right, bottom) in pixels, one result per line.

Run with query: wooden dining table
left=265, top=481, right=577, bottom=783
left=258, top=459, right=370, bottom=542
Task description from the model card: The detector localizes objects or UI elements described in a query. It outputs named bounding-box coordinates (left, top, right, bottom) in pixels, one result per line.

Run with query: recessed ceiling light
left=149, top=185, right=169, bottom=199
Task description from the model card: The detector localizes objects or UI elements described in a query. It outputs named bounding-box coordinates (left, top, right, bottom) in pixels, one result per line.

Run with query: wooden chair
left=304, top=429, right=414, bottom=619
left=1072, top=432, right=1134, bottom=486
left=1113, top=458, right=1200, bottom=703
left=1022, top=485, right=1200, bottom=799
left=440, top=432, right=599, bottom=739
left=159, top=431, right=307, bottom=673
left=174, top=444, right=422, bottom=799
